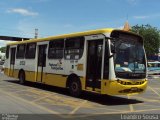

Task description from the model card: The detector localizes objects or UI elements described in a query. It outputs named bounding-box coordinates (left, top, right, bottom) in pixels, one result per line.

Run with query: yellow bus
left=4, top=28, right=148, bottom=96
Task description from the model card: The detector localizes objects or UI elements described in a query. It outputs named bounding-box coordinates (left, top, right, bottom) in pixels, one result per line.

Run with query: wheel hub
left=72, top=82, right=78, bottom=92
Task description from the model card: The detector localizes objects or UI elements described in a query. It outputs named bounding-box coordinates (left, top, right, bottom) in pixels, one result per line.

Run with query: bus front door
left=37, top=45, right=47, bottom=83
left=86, top=40, right=103, bottom=92
left=9, top=47, right=16, bottom=77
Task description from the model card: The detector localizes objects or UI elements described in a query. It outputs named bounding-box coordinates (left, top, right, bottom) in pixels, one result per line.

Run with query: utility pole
left=35, top=28, right=38, bottom=39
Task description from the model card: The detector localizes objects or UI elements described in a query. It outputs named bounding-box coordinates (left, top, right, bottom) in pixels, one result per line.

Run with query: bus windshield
left=113, top=38, right=146, bottom=79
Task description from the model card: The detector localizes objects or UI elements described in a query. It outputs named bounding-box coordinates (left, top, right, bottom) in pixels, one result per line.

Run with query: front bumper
left=101, top=79, right=148, bottom=95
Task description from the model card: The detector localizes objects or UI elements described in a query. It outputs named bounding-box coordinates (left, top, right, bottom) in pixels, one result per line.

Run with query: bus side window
left=6, top=46, right=10, bottom=59
left=65, top=37, right=84, bottom=60
left=16, top=44, right=26, bottom=59
left=25, top=43, right=36, bottom=59
left=48, top=39, right=64, bottom=59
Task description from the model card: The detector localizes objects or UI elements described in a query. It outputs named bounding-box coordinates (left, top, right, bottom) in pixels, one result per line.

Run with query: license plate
left=131, top=87, right=138, bottom=91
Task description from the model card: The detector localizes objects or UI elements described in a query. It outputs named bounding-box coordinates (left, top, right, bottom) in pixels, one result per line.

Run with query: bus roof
left=7, top=28, right=114, bottom=46
left=7, top=28, right=140, bottom=46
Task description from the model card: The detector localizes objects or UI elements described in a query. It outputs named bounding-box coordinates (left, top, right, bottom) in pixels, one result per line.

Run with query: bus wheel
left=69, top=78, right=82, bottom=97
left=19, top=71, right=25, bottom=84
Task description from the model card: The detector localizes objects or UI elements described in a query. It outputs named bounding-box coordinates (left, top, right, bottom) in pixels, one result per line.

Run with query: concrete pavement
left=0, top=73, right=160, bottom=120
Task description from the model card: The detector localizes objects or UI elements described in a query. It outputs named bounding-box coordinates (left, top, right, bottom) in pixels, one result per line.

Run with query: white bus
left=4, top=28, right=148, bottom=96
left=148, top=61, right=160, bottom=78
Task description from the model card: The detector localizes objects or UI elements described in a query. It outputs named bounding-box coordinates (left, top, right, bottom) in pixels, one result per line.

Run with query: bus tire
left=68, top=77, right=82, bottom=97
left=19, top=71, right=25, bottom=84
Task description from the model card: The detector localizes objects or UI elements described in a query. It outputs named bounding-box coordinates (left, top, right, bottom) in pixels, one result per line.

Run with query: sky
left=0, top=0, right=160, bottom=47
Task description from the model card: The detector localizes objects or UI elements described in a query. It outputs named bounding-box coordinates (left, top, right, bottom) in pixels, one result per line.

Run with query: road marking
left=154, top=88, right=160, bottom=90
left=129, top=104, right=134, bottom=112
left=70, top=100, right=88, bottom=114
left=0, top=88, right=67, bottom=118
left=133, top=96, right=160, bottom=103
left=12, top=88, right=36, bottom=93
left=67, top=107, right=160, bottom=118
left=29, top=89, right=52, bottom=96
left=148, top=86, right=160, bottom=97
left=47, top=95, right=91, bottom=108
left=31, top=94, right=56, bottom=103
left=128, top=95, right=134, bottom=112
left=109, top=108, right=160, bottom=114
left=134, top=103, right=160, bottom=108
left=132, top=108, right=160, bottom=113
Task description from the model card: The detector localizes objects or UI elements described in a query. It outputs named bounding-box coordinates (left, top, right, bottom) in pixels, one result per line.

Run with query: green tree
left=131, top=24, right=160, bottom=56
left=0, top=46, right=6, bottom=53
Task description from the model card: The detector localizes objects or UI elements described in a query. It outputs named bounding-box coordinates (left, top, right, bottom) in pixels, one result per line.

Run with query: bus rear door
left=9, top=47, right=16, bottom=77
left=37, top=44, right=47, bottom=83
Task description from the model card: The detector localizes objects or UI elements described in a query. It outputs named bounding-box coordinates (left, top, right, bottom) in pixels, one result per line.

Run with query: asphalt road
left=0, top=73, right=160, bottom=120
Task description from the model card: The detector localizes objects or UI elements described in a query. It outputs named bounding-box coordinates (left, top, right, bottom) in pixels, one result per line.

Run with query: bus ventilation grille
left=117, top=80, right=145, bottom=85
